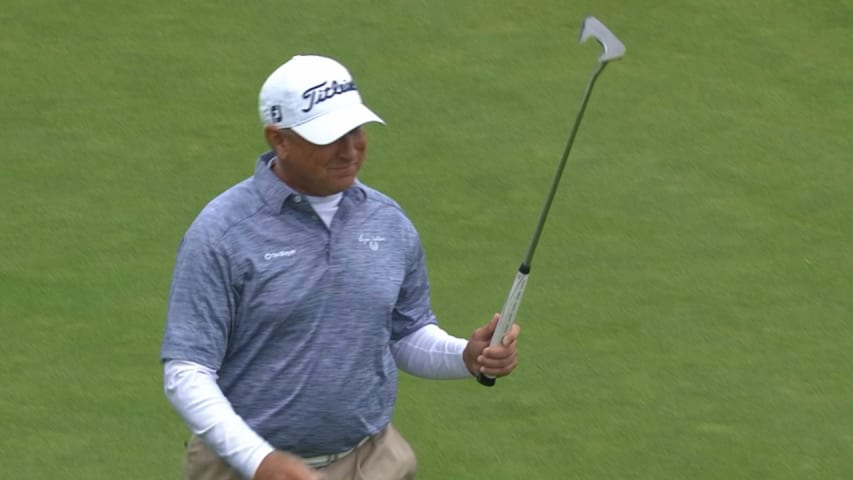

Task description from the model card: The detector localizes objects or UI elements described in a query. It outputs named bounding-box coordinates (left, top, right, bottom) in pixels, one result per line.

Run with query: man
left=161, top=54, right=520, bottom=480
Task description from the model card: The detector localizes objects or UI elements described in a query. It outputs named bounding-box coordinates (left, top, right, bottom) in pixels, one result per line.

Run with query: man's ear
left=264, top=125, right=291, bottom=161
left=264, top=124, right=283, bottom=149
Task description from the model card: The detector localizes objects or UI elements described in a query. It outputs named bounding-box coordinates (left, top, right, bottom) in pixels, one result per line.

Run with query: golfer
left=160, top=54, right=520, bottom=480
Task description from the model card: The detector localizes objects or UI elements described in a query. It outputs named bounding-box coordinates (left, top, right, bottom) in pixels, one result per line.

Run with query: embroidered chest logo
left=358, top=234, right=385, bottom=251
left=265, top=249, right=296, bottom=261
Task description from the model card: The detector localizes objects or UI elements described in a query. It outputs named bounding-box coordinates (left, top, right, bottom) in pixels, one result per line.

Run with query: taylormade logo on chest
left=301, top=80, right=357, bottom=112
left=265, top=249, right=296, bottom=261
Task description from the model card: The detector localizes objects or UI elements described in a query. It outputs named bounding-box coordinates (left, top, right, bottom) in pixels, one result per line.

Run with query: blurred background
left=1, top=1, right=851, bottom=478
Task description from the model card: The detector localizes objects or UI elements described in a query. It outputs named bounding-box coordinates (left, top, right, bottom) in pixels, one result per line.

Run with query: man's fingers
left=500, top=323, right=521, bottom=346
left=479, top=348, right=517, bottom=365
left=478, top=352, right=518, bottom=377
left=472, top=313, right=501, bottom=341
left=477, top=322, right=519, bottom=372
left=467, top=314, right=520, bottom=376
left=485, top=324, right=520, bottom=355
left=478, top=339, right=518, bottom=363
left=484, top=313, right=500, bottom=335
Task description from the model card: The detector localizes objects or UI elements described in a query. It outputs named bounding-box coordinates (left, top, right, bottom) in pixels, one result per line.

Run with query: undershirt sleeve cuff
left=163, top=360, right=275, bottom=479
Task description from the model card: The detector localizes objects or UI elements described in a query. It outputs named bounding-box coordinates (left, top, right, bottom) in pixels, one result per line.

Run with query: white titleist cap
left=258, top=55, right=385, bottom=145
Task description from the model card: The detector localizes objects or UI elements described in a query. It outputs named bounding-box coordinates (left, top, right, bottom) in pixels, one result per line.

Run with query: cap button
left=293, top=195, right=302, bottom=203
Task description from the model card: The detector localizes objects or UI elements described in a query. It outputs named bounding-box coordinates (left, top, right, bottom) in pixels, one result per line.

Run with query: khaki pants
left=184, top=424, right=417, bottom=480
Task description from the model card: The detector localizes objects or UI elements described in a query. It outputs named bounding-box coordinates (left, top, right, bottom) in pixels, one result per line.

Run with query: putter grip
left=477, top=266, right=529, bottom=387
left=477, top=373, right=496, bottom=386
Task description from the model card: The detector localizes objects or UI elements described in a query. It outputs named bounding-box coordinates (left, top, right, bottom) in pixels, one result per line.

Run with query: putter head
left=580, top=16, right=626, bottom=63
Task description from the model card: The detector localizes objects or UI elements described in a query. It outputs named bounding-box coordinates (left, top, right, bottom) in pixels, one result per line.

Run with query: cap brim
left=292, top=103, right=385, bottom=146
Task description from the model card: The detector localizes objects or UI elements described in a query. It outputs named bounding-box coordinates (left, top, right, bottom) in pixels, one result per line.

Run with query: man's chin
left=330, top=169, right=358, bottom=183
left=319, top=176, right=356, bottom=195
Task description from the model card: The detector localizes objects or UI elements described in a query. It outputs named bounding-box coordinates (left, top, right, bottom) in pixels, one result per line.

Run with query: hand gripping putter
left=477, top=17, right=625, bottom=387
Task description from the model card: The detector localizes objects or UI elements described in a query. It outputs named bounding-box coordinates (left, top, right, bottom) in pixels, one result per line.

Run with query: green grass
left=2, top=0, right=851, bottom=478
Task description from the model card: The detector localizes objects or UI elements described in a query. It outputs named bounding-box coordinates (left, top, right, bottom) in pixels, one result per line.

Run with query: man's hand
left=253, top=451, right=324, bottom=480
left=463, top=313, right=520, bottom=378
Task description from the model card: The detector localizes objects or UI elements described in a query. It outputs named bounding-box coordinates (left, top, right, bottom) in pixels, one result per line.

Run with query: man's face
left=272, top=127, right=367, bottom=196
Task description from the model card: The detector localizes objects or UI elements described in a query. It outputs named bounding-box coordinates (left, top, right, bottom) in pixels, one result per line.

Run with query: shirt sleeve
left=163, top=360, right=274, bottom=479
left=390, top=222, right=439, bottom=341
left=390, top=324, right=473, bottom=379
left=160, top=223, right=237, bottom=369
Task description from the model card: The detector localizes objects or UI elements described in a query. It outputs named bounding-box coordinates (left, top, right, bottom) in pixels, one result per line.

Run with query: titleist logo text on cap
left=302, top=80, right=358, bottom=112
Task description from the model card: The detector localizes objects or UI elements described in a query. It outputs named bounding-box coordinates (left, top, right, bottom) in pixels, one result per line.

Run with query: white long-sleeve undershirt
left=163, top=360, right=273, bottom=480
left=163, top=324, right=470, bottom=478
left=390, top=324, right=472, bottom=378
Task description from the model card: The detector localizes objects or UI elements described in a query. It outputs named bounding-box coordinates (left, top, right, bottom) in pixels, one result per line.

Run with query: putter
left=478, top=16, right=625, bottom=387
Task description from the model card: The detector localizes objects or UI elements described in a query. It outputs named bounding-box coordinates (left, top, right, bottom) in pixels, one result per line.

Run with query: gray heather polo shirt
left=160, top=151, right=437, bottom=457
